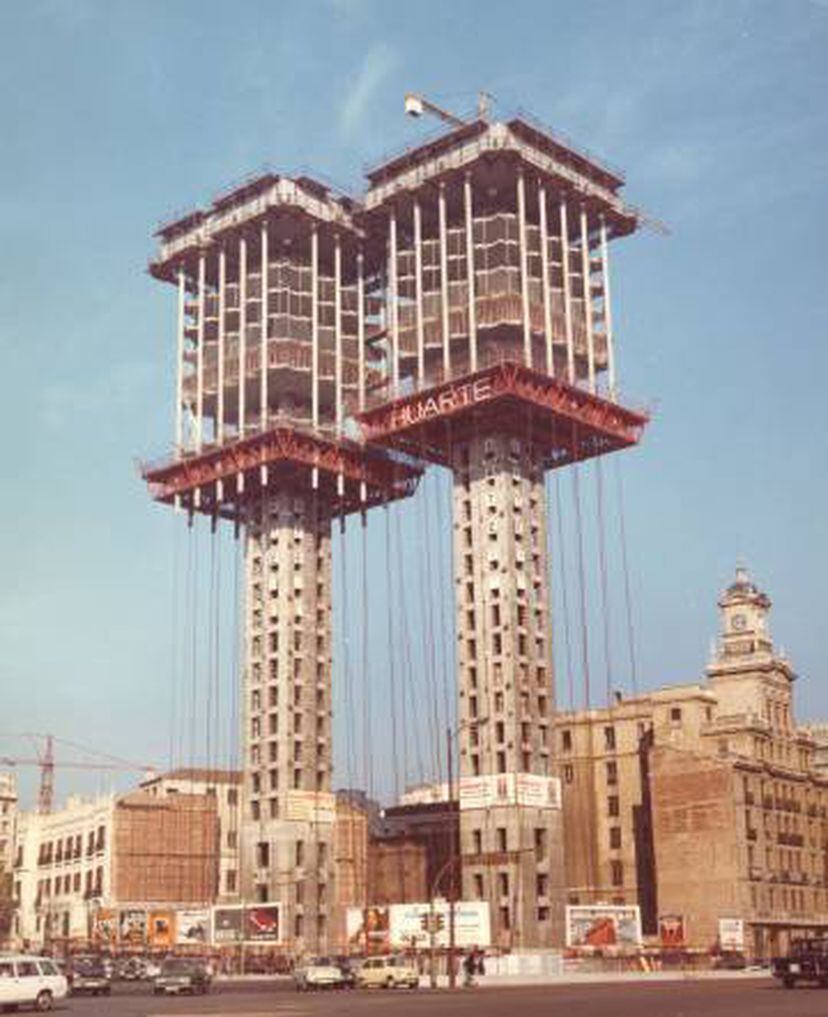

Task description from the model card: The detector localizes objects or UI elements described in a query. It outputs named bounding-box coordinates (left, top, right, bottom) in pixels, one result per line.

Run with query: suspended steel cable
left=360, top=515, right=374, bottom=799
left=552, top=473, right=575, bottom=711
left=594, top=460, right=613, bottom=707
left=417, top=472, right=443, bottom=783
left=572, top=464, right=591, bottom=710
left=168, top=513, right=181, bottom=774
left=396, top=501, right=426, bottom=790
left=383, top=506, right=401, bottom=802
left=430, top=469, right=453, bottom=753
left=338, top=512, right=357, bottom=794
left=614, top=458, right=639, bottom=695
left=392, top=503, right=411, bottom=792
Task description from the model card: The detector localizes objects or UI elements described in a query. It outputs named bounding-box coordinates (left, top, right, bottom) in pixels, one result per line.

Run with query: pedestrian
left=463, top=951, right=476, bottom=987
left=475, top=948, right=486, bottom=979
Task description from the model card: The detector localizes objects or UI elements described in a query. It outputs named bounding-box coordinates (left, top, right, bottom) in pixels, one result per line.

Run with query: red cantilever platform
left=357, top=361, right=649, bottom=467
left=142, top=425, right=422, bottom=520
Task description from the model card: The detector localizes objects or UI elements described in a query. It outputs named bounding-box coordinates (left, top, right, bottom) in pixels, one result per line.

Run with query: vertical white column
left=580, top=206, right=596, bottom=395
left=217, top=247, right=226, bottom=444
left=600, top=216, right=617, bottom=401
left=388, top=208, right=399, bottom=393
left=439, top=182, right=451, bottom=382
left=560, top=199, right=575, bottom=385
left=238, top=234, right=247, bottom=439
left=334, top=233, right=343, bottom=435
left=414, top=198, right=425, bottom=388
left=464, top=172, right=477, bottom=372
left=260, top=221, right=269, bottom=433
left=311, top=226, right=319, bottom=432
left=517, top=169, right=532, bottom=368
left=196, top=251, right=206, bottom=452
left=357, top=249, right=365, bottom=413
left=175, top=266, right=186, bottom=452
left=538, top=182, right=553, bottom=377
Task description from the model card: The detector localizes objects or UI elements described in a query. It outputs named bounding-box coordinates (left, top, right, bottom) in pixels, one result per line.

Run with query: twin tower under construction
left=143, top=106, right=648, bottom=953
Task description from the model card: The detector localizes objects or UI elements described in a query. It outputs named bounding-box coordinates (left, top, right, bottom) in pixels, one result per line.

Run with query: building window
left=606, top=760, right=618, bottom=786
left=473, top=873, right=484, bottom=899
left=611, top=860, right=624, bottom=886
left=537, top=906, right=550, bottom=922
left=604, top=726, right=616, bottom=751
left=536, top=874, right=549, bottom=897
left=500, top=906, right=511, bottom=931
left=226, top=870, right=237, bottom=893
left=498, top=872, right=509, bottom=897
left=670, top=707, right=682, bottom=724
left=562, top=764, right=574, bottom=784
left=561, top=729, right=572, bottom=752
left=497, top=751, right=506, bottom=773
left=534, top=828, right=547, bottom=858
left=472, top=829, right=482, bottom=855
left=497, top=828, right=508, bottom=852
left=609, top=826, right=622, bottom=850
left=608, top=795, right=620, bottom=818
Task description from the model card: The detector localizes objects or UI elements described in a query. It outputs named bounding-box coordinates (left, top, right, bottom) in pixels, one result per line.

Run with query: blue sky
left=1, top=0, right=827, bottom=807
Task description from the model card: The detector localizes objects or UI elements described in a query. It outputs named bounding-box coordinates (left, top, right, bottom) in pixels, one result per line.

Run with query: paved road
left=51, top=977, right=828, bottom=1016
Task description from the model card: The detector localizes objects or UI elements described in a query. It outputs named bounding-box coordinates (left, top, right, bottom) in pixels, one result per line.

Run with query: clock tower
left=718, top=565, right=774, bottom=659
left=706, top=565, right=794, bottom=724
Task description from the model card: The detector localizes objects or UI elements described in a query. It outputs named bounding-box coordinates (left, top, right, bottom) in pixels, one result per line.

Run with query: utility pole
left=447, top=725, right=457, bottom=990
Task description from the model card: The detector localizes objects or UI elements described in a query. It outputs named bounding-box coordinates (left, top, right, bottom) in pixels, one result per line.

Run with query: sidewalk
left=424, top=969, right=770, bottom=989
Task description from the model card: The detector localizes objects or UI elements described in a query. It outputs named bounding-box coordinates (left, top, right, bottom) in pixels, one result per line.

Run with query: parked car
left=773, top=937, right=828, bottom=988
left=294, top=956, right=346, bottom=991
left=68, top=957, right=112, bottom=996
left=152, top=957, right=211, bottom=995
left=334, top=956, right=360, bottom=989
left=0, top=954, right=68, bottom=1012
left=356, top=955, right=419, bottom=990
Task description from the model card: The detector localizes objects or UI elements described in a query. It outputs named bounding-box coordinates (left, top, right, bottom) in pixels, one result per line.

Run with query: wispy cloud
left=338, top=42, right=396, bottom=139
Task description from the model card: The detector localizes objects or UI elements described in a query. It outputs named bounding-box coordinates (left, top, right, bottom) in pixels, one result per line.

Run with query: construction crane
left=0, top=734, right=156, bottom=814
left=404, top=90, right=492, bottom=127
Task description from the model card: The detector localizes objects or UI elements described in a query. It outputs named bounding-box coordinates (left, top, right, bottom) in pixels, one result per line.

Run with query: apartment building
left=556, top=567, right=828, bottom=957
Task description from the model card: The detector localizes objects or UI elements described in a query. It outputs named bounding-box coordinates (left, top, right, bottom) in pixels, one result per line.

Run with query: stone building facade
left=556, top=567, right=828, bottom=957
left=11, top=789, right=218, bottom=951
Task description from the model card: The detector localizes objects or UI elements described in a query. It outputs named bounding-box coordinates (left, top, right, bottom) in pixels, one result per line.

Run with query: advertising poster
left=516, top=774, right=562, bottom=809
left=459, top=774, right=514, bottom=811
left=148, top=910, right=175, bottom=948
left=212, top=906, right=244, bottom=944
left=284, top=790, right=336, bottom=825
left=346, top=906, right=390, bottom=953
left=658, top=914, right=687, bottom=948
left=718, top=918, right=745, bottom=950
left=245, top=904, right=280, bottom=943
left=389, top=901, right=491, bottom=949
left=93, top=908, right=119, bottom=946
left=176, top=908, right=210, bottom=945
left=119, top=909, right=147, bottom=947
left=566, top=905, right=642, bottom=948
left=460, top=774, right=561, bottom=810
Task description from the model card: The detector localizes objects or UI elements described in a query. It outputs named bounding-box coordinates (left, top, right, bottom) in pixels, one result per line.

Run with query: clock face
left=732, top=613, right=747, bottom=631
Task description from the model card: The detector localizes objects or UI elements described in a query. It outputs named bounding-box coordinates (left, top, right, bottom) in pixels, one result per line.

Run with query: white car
left=356, top=954, right=419, bottom=989
left=294, top=956, right=345, bottom=991
left=0, top=955, right=68, bottom=1012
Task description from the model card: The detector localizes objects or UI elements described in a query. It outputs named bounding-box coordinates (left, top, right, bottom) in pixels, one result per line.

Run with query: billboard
left=119, top=909, right=147, bottom=947
left=658, top=914, right=687, bottom=948
left=148, top=910, right=175, bottom=948
left=391, top=901, right=491, bottom=949
left=176, top=908, right=210, bottom=946
left=284, top=790, right=336, bottom=824
left=459, top=774, right=561, bottom=811
left=566, top=905, right=642, bottom=948
left=345, top=902, right=490, bottom=950
left=718, top=918, right=745, bottom=950
left=92, top=908, right=118, bottom=947
left=213, top=906, right=244, bottom=944
left=346, top=906, right=390, bottom=953
left=245, top=904, right=280, bottom=943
